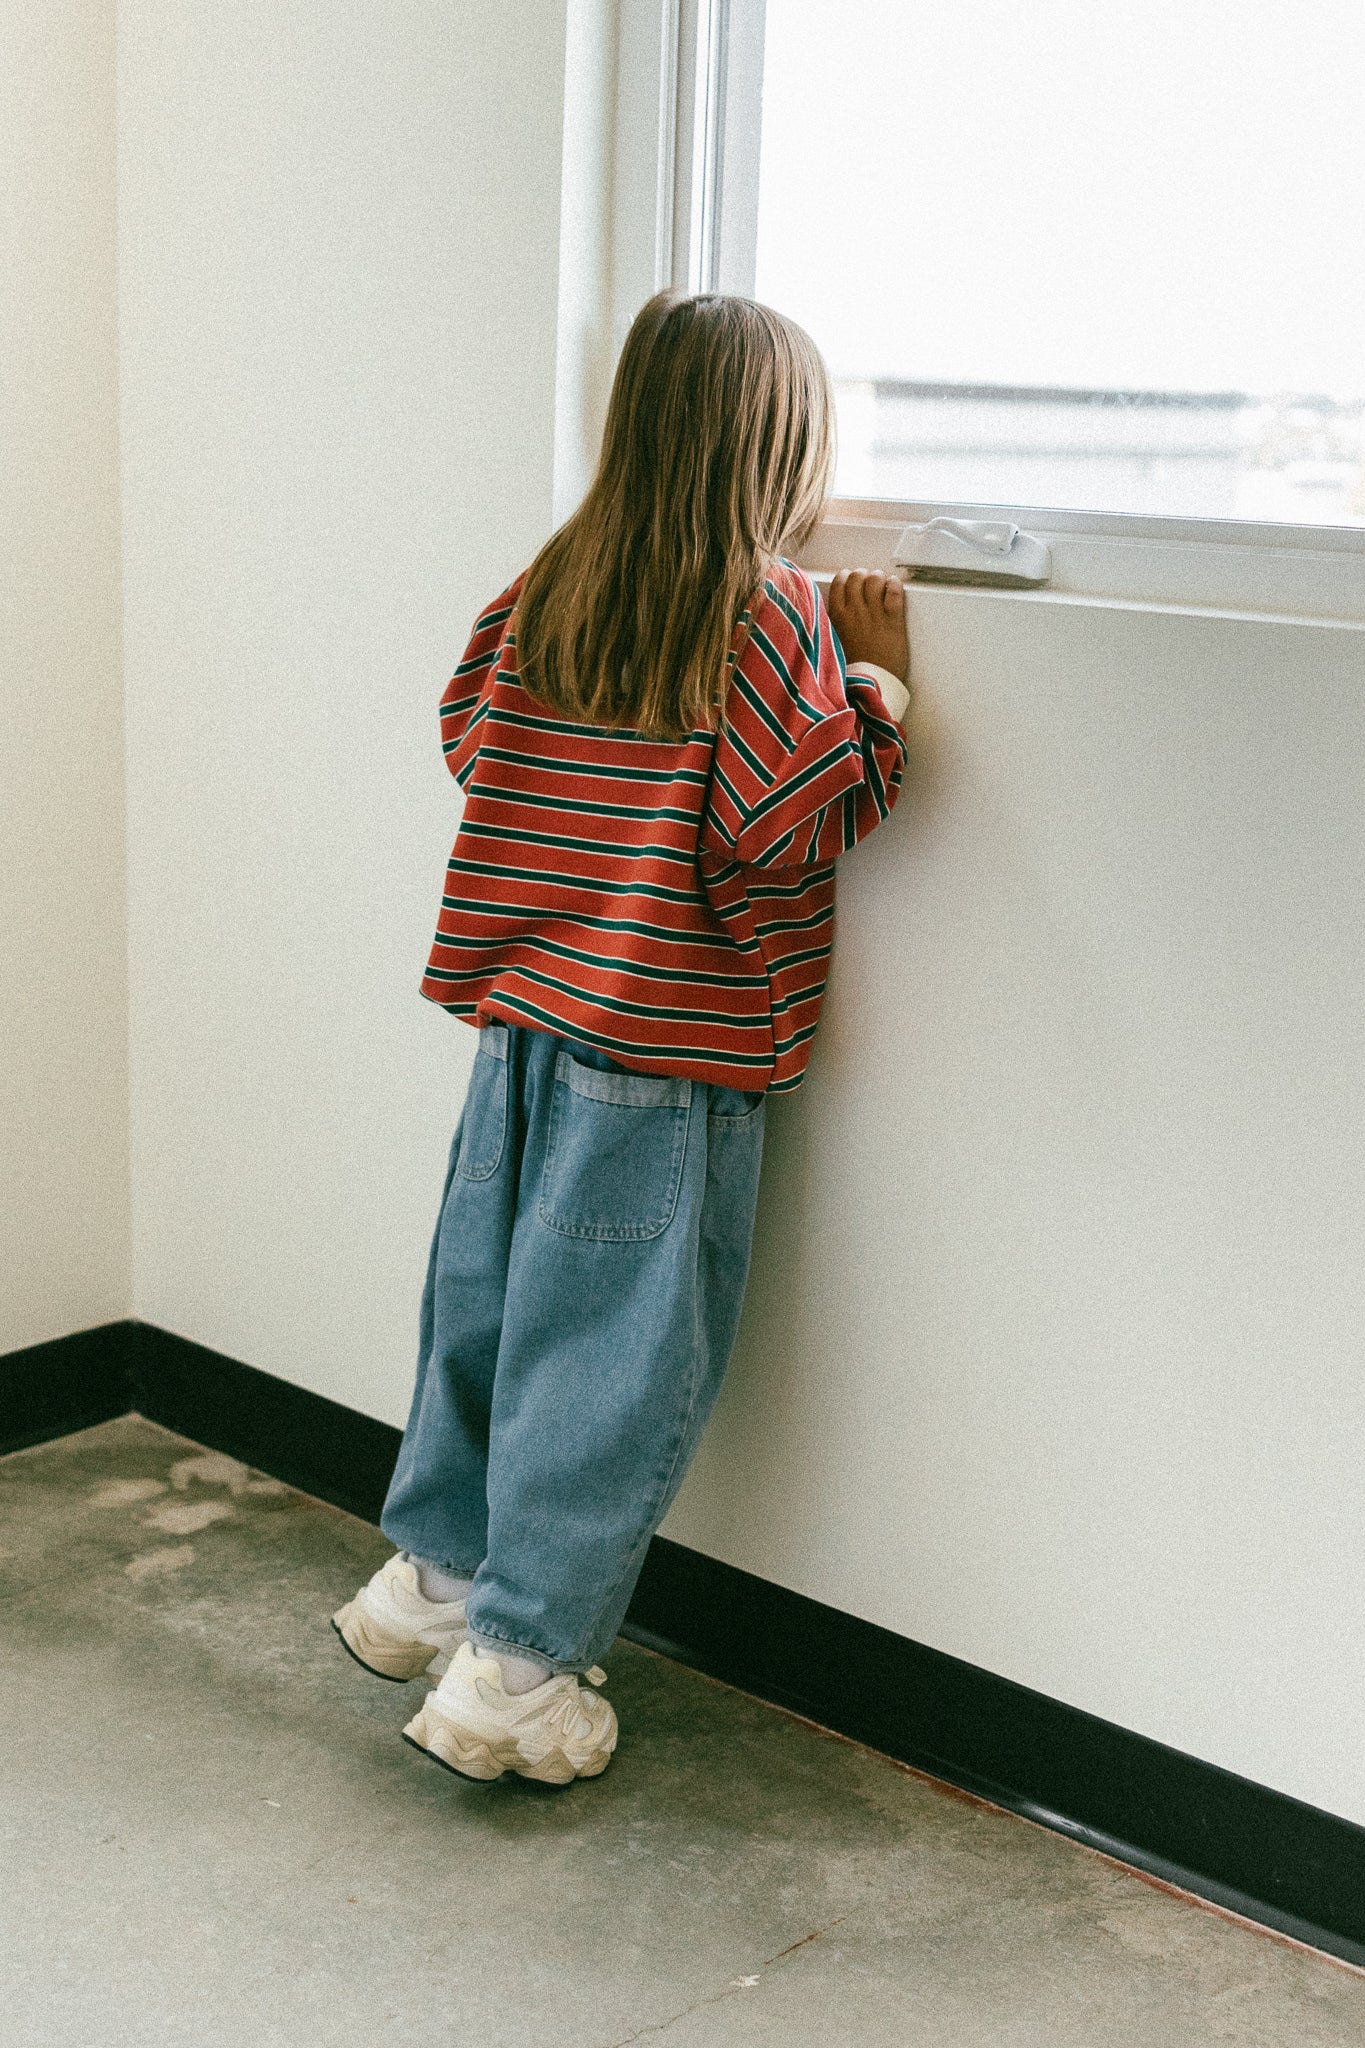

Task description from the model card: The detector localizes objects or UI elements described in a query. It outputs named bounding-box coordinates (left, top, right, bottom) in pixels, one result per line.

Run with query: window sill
left=804, top=500, right=1365, bottom=625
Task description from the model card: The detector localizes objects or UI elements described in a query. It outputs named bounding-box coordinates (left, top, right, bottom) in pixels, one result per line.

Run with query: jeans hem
left=466, top=1624, right=581, bottom=1675
left=379, top=1521, right=485, bottom=1580
left=408, top=1552, right=482, bottom=1580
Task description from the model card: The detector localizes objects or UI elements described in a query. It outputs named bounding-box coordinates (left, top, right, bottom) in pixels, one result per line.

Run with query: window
left=751, top=0, right=1365, bottom=532
left=616, top=0, right=1365, bottom=611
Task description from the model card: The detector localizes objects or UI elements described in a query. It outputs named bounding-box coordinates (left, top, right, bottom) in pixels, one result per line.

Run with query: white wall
left=108, top=0, right=1365, bottom=1831
left=665, top=587, right=1365, bottom=1825
left=119, top=1, right=571, bottom=1416
left=0, top=0, right=130, bottom=1351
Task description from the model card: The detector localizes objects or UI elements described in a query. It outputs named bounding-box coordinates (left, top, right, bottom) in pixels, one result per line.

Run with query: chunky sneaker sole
left=331, top=1552, right=470, bottom=1683
left=331, top=1604, right=441, bottom=1682
left=402, top=1640, right=617, bottom=1784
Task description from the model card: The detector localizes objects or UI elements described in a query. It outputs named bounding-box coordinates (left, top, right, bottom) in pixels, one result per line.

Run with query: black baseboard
left=625, top=1544, right=1365, bottom=1968
left=5, top=1319, right=1363, bottom=1969
left=128, top=1322, right=402, bottom=1526
left=0, top=1321, right=137, bottom=1458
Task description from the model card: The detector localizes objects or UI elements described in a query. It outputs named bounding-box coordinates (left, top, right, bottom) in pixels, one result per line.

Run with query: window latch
left=893, top=517, right=1052, bottom=588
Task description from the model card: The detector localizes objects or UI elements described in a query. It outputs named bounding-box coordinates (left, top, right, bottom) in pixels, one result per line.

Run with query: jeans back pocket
left=454, top=1024, right=509, bottom=1181
left=539, top=1051, right=691, bottom=1241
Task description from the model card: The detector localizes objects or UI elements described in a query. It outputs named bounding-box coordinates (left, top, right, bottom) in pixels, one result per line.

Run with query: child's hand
left=827, top=570, right=909, bottom=683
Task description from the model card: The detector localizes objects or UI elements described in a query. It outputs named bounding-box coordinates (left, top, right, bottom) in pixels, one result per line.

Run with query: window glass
left=754, top=0, right=1365, bottom=525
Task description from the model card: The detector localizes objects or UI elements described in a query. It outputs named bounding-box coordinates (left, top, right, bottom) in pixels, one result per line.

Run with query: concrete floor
left=1, top=1416, right=1361, bottom=2047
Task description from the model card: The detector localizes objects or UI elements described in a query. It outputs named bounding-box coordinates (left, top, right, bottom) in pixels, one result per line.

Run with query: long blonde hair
left=513, top=291, right=835, bottom=741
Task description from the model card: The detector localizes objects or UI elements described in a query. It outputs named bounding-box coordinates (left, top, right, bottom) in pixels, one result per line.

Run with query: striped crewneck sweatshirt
left=419, top=558, right=909, bottom=1093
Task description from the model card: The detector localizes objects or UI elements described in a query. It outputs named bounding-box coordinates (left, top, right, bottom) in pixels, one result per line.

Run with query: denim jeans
left=379, top=1021, right=766, bottom=1673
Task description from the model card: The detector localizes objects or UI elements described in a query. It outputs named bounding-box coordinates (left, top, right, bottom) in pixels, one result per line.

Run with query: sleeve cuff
left=847, top=661, right=911, bottom=725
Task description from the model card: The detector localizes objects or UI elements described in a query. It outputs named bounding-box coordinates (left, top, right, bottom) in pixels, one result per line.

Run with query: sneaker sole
left=401, top=1701, right=614, bottom=1786
left=331, top=1601, right=444, bottom=1683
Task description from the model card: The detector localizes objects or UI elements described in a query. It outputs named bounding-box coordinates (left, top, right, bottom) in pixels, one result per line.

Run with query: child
left=332, top=290, right=910, bottom=1784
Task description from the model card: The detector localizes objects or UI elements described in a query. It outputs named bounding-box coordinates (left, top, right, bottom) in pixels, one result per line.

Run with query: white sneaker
left=331, top=1552, right=470, bottom=1682
left=403, top=1640, right=618, bottom=1784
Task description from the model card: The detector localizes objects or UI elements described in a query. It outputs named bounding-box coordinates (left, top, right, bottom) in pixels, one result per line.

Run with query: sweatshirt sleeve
left=439, top=581, right=521, bottom=788
left=702, top=566, right=908, bottom=871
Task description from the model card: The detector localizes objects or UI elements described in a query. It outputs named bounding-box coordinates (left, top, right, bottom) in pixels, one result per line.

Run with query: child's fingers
left=831, top=569, right=907, bottom=624
left=845, top=571, right=878, bottom=602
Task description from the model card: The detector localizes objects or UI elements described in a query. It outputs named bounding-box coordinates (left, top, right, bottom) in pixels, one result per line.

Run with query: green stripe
left=469, top=784, right=702, bottom=830
left=764, top=941, right=831, bottom=974
left=475, top=744, right=708, bottom=789
left=770, top=978, right=828, bottom=1019
left=445, top=856, right=706, bottom=906
left=745, top=737, right=857, bottom=829
left=481, top=960, right=772, bottom=1031
left=756, top=828, right=798, bottom=867
left=753, top=905, right=830, bottom=937
left=468, top=989, right=775, bottom=1072
left=708, top=760, right=748, bottom=840
left=749, top=620, right=823, bottom=723
left=747, top=865, right=834, bottom=898
left=772, top=1017, right=820, bottom=1058
left=426, top=928, right=767, bottom=989
left=766, top=577, right=819, bottom=672
left=457, top=820, right=697, bottom=868
left=441, top=686, right=482, bottom=715
left=726, top=668, right=795, bottom=757
left=488, top=702, right=710, bottom=747
left=722, top=716, right=774, bottom=788
left=438, top=890, right=755, bottom=952
left=444, top=693, right=491, bottom=759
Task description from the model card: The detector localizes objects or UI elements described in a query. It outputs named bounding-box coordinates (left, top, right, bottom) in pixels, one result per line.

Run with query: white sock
left=407, top=1553, right=475, bottom=1604
left=406, top=1559, right=554, bottom=1692
left=472, top=1637, right=554, bottom=1695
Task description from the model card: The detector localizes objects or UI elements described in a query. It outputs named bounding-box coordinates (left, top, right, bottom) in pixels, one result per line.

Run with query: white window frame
left=610, top=0, right=1365, bottom=623
left=611, top=0, right=767, bottom=330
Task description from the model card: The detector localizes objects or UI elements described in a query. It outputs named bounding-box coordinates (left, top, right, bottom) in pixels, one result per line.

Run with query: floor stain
left=169, top=1452, right=252, bottom=1493
left=124, top=1543, right=196, bottom=1582
left=89, top=1477, right=169, bottom=1508
left=142, top=1499, right=235, bottom=1536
